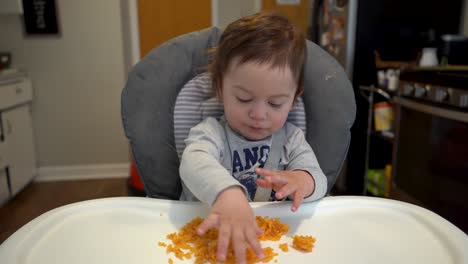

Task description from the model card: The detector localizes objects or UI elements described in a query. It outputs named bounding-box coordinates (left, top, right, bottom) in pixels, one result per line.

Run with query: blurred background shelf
left=359, top=85, right=396, bottom=198
left=371, top=130, right=395, bottom=143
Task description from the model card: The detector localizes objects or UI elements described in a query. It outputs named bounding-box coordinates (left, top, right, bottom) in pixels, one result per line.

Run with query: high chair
left=121, top=27, right=356, bottom=199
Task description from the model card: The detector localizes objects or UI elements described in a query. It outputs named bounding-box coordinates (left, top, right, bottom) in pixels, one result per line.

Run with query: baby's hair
left=209, top=11, right=306, bottom=99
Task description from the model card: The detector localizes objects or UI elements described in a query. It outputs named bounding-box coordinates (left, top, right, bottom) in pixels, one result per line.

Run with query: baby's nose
left=249, top=103, right=267, bottom=120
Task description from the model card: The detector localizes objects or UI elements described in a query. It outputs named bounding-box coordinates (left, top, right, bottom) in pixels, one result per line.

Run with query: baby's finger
left=245, top=229, right=264, bottom=260
left=197, top=214, right=219, bottom=235
left=275, top=183, right=295, bottom=200
left=256, top=178, right=273, bottom=188
left=232, top=229, right=247, bottom=264
left=216, top=224, right=231, bottom=261
left=270, top=174, right=288, bottom=185
left=255, top=168, right=276, bottom=177
left=291, top=190, right=305, bottom=212
left=254, top=221, right=263, bottom=236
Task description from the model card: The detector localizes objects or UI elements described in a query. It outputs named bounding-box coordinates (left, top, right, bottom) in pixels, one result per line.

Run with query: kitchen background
left=0, top=0, right=467, bottom=239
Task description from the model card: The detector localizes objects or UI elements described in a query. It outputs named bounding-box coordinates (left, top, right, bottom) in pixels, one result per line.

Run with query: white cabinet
left=0, top=0, right=23, bottom=14
left=0, top=77, right=36, bottom=204
left=2, top=105, right=36, bottom=195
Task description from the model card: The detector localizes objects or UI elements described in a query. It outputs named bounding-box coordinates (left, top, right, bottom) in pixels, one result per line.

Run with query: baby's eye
left=237, top=97, right=252, bottom=103
left=269, top=102, right=283, bottom=108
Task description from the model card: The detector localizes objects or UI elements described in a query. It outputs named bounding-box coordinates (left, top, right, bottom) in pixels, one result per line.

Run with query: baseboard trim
left=36, top=163, right=130, bottom=182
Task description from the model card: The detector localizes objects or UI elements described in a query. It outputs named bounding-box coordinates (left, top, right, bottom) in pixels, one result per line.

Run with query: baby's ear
left=295, top=89, right=304, bottom=98
left=290, top=88, right=304, bottom=110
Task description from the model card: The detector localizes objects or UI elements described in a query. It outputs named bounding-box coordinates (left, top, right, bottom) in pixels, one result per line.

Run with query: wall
left=213, top=0, right=260, bottom=28
left=0, top=0, right=129, bottom=180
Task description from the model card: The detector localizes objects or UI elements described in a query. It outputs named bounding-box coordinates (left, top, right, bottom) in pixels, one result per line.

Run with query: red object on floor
left=129, top=160, right=144, bottom=191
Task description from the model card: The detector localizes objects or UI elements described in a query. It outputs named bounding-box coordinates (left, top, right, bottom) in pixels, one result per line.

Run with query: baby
left=179, top=11, right=327, bottom=264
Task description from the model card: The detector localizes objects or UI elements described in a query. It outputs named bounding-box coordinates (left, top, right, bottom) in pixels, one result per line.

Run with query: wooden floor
left=0, top=178, right=137, bottom=244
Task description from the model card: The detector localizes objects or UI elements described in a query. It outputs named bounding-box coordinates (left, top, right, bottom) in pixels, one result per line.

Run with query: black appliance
left=393, top=68, right=468, bottom=233
left=310, top=0, right=464, bottom=194
left=440, top=35, right=468, bottom=66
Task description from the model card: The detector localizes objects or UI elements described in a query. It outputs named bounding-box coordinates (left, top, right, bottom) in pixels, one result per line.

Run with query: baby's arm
left=283, top=125, right=328, bottom=202
left=180, top=117, right=245, bottom=205
left=180, top=118, right=264, bottom=263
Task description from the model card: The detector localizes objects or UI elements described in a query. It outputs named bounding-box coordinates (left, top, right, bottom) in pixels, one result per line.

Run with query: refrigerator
left=309, top=0, right=464, bottom=195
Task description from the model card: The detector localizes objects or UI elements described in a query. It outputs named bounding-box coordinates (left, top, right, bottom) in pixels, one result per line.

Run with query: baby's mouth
left=250, top=125, right=263, bottom=130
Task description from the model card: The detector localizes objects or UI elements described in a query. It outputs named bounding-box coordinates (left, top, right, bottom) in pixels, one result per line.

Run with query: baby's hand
left=255, top=168, right=315, bottom=212
left=197, top=186, right=264, bottom=264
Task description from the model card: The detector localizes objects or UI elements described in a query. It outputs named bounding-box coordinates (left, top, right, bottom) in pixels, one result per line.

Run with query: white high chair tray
left=0, top=196, right=467, bottom=264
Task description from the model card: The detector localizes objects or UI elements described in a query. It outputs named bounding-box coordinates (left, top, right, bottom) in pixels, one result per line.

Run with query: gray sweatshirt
left=179, top=117, right=327, bottom=205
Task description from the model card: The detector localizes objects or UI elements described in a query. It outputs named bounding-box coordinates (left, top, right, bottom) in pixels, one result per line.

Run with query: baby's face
left=222, top=58, right=297, bottom=141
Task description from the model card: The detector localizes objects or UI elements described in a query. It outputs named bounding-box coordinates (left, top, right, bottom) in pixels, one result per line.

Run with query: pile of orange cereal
left=158, top=216, right=316, bottom=264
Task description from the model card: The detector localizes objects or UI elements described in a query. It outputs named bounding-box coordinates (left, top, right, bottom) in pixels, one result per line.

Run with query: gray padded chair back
left=121, top=27, right=356, bottom=199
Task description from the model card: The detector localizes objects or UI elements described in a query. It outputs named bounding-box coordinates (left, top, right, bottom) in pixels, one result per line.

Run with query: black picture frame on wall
left=22, top=0, right=60, bottom=35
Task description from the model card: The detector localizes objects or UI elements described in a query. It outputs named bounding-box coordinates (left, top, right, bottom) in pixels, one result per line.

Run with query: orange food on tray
left=159, top=216, right=316, bottom=263
left=158, top=242, right=167, bottom=247
left=256, top=216, right=290, bottom=241
left=292, top=235, right=316, bottom=252
left=278, top=243, right=289, bottom=252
